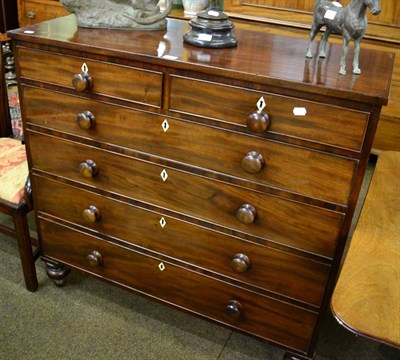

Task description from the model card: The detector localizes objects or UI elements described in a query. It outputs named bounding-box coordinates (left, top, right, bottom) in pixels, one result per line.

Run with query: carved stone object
left=306, top=0, right=381, bottom=75
left=60, top=0, right=173, bottom=30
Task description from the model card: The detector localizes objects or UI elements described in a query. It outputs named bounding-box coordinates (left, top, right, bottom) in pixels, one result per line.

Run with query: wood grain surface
left=8, top=16, right=395, bottom=359
left=331, top=151, right=400, bottom=348
left=38, top=218, right=318, bottom=352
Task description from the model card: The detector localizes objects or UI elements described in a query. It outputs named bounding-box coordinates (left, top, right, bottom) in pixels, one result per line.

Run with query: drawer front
left=17, top=48, right=163, bottom=107
left=34, top=176, right=330, bottom=306
left=39, top=218, right=317, bottom=352
left=170, top=76, right=369, bottom=151
left=18, top=0, right=70, bottom=27
left=29, top=131, right=344, bottom=257
left=23, top=87, right=356, bottom=205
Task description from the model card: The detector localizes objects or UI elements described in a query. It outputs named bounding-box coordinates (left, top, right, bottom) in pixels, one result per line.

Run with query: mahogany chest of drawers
left=8, top=15, right=394, bottom=360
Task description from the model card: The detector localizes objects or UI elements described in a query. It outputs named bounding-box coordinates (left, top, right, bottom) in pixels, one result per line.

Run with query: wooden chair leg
left=12, top=210, right=38, bottom=292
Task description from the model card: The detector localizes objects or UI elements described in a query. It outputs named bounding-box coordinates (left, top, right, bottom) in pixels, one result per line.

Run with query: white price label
left=324, top=10, right=337, bottom=20
left=198, top=33, right=213, bottom=42
left=332, top=1, right=343, bottom=7
left=293, top=107, right=307, bottom=116
left=208, top=10, right=220, bottom=17
left=162, top=55, right=179, bottom=60
left=197, top=54, right=211, bottom=62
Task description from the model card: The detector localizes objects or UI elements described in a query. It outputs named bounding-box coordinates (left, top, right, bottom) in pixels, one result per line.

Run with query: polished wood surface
left=17, top=0, right=70, bottom=27
left=331, top=151, right=400, bottom=349
left=14, top=1, right=399, bottom=153
left=169, top=76, right=369, bottom=152
left=17, top=47, right=163, bottom=107
left=39, top=218, right=318, bottom=352
left=223, top=0, right=400, bottom=154
left=224, top=0, right=400, bottom=42
left=33, top=175, right=330, bottom=307
left=22, top=88, right=357, bottom=205
left=8, top=16, right=394, bottom=360
left=10, top=16, right=393, bottom=106
left=28, top=131, right=344, bottom=258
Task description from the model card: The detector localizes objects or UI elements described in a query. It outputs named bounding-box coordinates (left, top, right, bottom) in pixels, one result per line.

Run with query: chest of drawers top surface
left=8, top=15, right=393, bottom=106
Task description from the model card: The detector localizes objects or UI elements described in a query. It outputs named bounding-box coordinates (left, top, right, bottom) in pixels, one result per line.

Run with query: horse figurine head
left=306, top=0, right=381, bottom=75
left=367, top=0, right=382, bottom=15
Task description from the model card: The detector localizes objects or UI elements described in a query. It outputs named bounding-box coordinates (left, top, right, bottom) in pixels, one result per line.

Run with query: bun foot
left=44, top=260, right=71, bottom=287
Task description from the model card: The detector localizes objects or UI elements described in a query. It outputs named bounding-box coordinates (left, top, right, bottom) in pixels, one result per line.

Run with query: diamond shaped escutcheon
left=159, top=217, right=167, bottom=228
left=162, top=119, right=169, bottom=132
left=257, top=97, right=266, bottom=112
left=160, top=169, right=168, bottom=182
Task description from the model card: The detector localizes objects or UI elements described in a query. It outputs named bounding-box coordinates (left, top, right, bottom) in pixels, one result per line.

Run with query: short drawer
left=16, top=47, right=163, bottom=107
left=170, top=76, right=369, bottom=151
left=18, top=0, right=70, bottom=27
left=34, top=176, right=330, bottom=306
left=23, top=87, right=356, bottom=205
left=39, top=218, right=317, bottom=352
left=29, top=132, right=344, bottom=258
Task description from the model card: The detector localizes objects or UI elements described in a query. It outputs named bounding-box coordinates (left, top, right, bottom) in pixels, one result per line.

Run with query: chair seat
left=0, top=137, right=29, bottom=205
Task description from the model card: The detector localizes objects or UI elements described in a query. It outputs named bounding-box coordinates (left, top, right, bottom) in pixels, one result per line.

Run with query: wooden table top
left=331, top=151, right=400, bottom=349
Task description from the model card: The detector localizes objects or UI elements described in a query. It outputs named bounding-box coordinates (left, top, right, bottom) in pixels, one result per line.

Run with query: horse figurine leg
left=306, top=23, right=323, bottom=58
left=318, top=29, right=332, bottom=58
left=352, top=37, right=362, bottom=74
left=339, top=36, right=351, bottom=75
left=306, top=25, right=318, bottom=59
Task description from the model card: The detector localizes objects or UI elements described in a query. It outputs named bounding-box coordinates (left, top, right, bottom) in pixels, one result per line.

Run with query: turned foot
left=44, top=260, right=70, bottom=287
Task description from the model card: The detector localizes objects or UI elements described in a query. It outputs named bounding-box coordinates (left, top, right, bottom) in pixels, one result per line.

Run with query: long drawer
left=34, top=176, right=330, bottom=306
left=39, top=218, right=318, bottom=352
left=16, top=47, right=163, bottom=107
left=23, top=87, right=357, bottom=205
left=28, top=131, right=344, bottom=258
left=169, top=76, right=369, bottom=151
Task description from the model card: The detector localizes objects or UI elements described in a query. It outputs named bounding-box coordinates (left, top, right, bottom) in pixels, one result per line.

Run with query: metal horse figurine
left=306, top=0, right=381, bottom=75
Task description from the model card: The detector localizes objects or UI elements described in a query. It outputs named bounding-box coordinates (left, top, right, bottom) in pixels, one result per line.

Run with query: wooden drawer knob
left=82, top=205, right=100, bottom=223
left=86, top=251, right=103, bottom=267
left=231, top=253, right=251, bottom=273
left=72, top=72, right=93, bottom=92
left=77, top=111, right=95, bottom=130
left=225, top=300, right=242, bottom=321
left=241, top=151, right=265, bottom=174
left=236, top=204, right=257, bottom=224
left=247, top=110, right=270, bottom=133
left=79, top=160, right=98, bottom=178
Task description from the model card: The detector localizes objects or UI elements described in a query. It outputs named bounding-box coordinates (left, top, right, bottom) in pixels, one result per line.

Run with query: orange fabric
left=0, top=137, right=28, bottom=204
